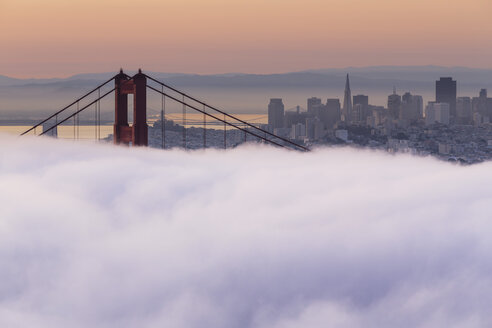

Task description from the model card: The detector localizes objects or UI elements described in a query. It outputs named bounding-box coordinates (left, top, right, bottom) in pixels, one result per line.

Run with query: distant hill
left=2, top=65, right=492, bottom=87
left=302, top=66, right=492, bottom=85
left=0, top=75, right=63, bottom=87
left=2, top=66, right=492, bottom=119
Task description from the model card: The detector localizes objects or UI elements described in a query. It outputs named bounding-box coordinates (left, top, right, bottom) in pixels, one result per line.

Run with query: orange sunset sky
left=1, top=0, right=492, bottom=78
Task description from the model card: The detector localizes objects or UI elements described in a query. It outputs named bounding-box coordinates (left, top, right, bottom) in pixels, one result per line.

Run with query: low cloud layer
left=1, top=135, right=492, bottom=327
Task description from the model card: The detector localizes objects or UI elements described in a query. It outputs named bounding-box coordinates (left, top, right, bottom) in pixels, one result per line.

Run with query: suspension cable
left=144, top=74, right=308, bottom=151
left=21, top=75, right=116, bottom=136
left=41, top=88, right=115, bottom=137
left=146, top=84, right=289, bottom=150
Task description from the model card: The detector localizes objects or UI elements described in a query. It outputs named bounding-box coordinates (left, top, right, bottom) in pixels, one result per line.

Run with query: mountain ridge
left=2, top=65, right=492, bottom=86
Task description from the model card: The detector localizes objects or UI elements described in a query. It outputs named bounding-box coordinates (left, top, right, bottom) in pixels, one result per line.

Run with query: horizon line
left=4, top=64, right=492, bottom=81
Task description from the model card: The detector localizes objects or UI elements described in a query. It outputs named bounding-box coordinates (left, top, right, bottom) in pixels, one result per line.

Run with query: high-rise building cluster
left=267, top=74, right=492, bottom=144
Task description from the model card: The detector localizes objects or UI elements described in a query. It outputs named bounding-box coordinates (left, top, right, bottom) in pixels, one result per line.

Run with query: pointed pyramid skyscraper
left=342, top=74, right=352, bottom=122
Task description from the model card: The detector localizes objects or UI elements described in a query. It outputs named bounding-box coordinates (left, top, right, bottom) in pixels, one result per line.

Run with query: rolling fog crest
left=1, top=135, right=492, bottom=327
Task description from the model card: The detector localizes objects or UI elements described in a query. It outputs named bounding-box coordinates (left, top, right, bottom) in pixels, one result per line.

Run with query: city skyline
left=261, top=73, right=491, bottom=163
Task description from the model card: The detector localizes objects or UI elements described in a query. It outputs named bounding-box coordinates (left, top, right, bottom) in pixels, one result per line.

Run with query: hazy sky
left=1, top=0, right=492, bottom=78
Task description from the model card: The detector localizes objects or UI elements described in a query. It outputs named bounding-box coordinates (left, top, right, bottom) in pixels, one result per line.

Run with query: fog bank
left=1, top=135, right=492, bottom=327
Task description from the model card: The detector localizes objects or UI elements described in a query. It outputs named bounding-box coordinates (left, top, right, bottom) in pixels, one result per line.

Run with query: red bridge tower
left=113, top=69, right=148, bottom=146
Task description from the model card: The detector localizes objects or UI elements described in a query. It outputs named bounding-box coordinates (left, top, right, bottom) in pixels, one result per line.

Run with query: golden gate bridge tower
left=114, top=69, right=148, bottom=146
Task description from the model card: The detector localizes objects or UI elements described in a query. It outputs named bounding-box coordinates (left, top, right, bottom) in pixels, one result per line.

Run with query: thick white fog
left=1, top=135, right=492, bottom=327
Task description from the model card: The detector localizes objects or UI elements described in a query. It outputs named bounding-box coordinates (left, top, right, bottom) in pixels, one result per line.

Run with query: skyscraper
left=268, top=98, right=285, bottom=130
left=456, top=97, right=472, bottom=124
left=353, top=95, right=369, bottom=107
left=342, top=74, right=352, bottom=122
left=400, top=92, right=423, bottom=122
left=321, top=98, right=341, bottom=129
left=472, top=89, right=488, bottom=116
left=388, top=88, right=402, bottom=119
left=436, top=77, right=457, bottom=119
left=307, top=97, right=322, bottom=114
left=353, top=94, right=369, bottom=122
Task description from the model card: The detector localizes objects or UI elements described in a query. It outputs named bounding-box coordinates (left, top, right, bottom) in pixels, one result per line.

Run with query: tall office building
left=325, top=98, right=341, bottom=128
left=268, top=98, right=285, bottom=130
left=400, top=92, right=423, bottom=122
left=353, top=95, right=369, bottom=107
left=353, top=94, right=369, bottom=122
left=342, top=74, right=352, bottom=122
left=472, top=89, right=487, bottom=114
left=414, top=95, right=424, bottom=118
left=456, top=97, right=472, bottom=124
left=484, top=91, right=492, bottom=121
left=307, top=97, right=322, bottom=114
left=352, top=104, right=364, bottom=123
left=326, top=98, right=341, bottom=112
left=436, top=77, right=457, bottom=119
left=388, top=88, right=402, bottom=119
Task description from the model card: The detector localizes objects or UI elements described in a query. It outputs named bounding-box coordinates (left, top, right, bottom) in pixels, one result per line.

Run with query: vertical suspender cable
left=160, top=108, right=164, bottom=149
left=182, top=94, right=186, bottom=149
left=76, top=102, right=79, bottom=140
left=95, top=94, right=97, bottom=141
left=74, top=102, right=78, bottom=140
left=203, top=104, right=206, bottom=149
left=161, top=85, right=165, bottom=149
left=98, top=88, right=101, bottom=140
left=224, top=114, right=226, bottom=149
